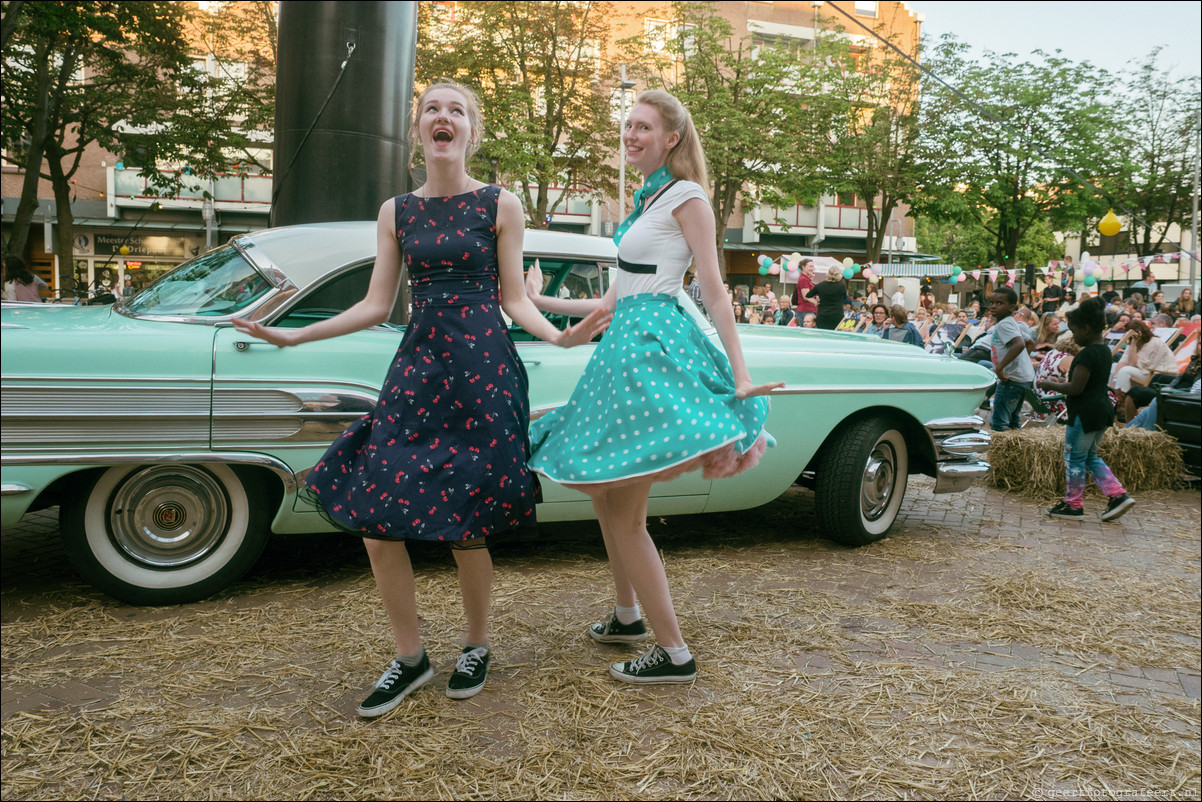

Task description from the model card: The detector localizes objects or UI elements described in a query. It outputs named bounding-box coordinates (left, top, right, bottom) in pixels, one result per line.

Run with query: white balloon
left=1080, top=251, right=1091, bottom=261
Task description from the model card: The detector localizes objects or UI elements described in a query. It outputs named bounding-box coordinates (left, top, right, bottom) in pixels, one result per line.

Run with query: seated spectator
left=1111, top=312, right=1131, bottom=333
left=1057, top=289, right=1079, bottom=315
left=880, top=304, right=923, bottom=346
left=1171, top=288, right=1195, bottom=318
left=1110, top=318, right=1178, bottom=417
left=1032, top=312, right=1063, bottom=354
left=1126, top=351, right=1202, bottom=431
left=748, top=310, right=763, bottom=325
left=1124, top=348, right=1199, bottom=425
left=1151, top=312, right=1174, bottom=330
left=800, top=312, right=817, bottom=328
left=912, top=307, right=933, bottom=344
left=776, top=295, right=795, bottom=326
left=761, top=309, right=776, bottom=326
left=1031, top=331, right=1080, bottom=423
left=865, top=304, right=889, bottom=338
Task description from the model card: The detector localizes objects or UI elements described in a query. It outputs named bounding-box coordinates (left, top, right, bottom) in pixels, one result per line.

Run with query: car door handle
left=233, top=340, right=280, bottom=352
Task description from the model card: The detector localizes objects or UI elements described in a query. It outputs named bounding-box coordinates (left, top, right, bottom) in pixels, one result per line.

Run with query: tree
left=2, top=2, right=191, bottom=272
left=416, top=0, right=619, bottom=229
left=916, top=211, right=1060, bottom=271
left=1108, top=48, right=1200, bottom=257
left=914, top=38, right=1121, bottom=268
left=625, top=1, right=840, bottom=272
left=1, top=1, right=277, bottom=280
left=824, top=27, right=924, bottom=263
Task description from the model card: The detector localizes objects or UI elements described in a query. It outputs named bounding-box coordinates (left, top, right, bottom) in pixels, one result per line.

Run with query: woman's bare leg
left=363, top=538, right=421, bottom=655
left=451, top=540, right=492, bottom=645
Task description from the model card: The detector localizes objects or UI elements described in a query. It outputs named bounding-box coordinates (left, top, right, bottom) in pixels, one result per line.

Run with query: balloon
left=958, top=273, right=968, bottom=282
left=759, top=255, right=772, bottom=267
left=1081, top=264, right=1093, bottom=277
left=842, top=257, right=853, bottom=268
left=787, top=260, right=799, bottom=271
left=1098, top=209, right=1122, bottom=237
left=1084, top=275, right=1097, bottom=286
left=1080, top=251, right=1091, bottom=261
left=861, top=268, right=874, bottom=280
left=785, top=269, right=801, bottom=282
left=842, top=267, right=854, bottom=279
left=758, top=265, right=770, bottom=276
left=789, top=252, right=802, bottom=262
left=952, top=265, right=963, bottom=275
left=768, top=263, right=780, bottom=275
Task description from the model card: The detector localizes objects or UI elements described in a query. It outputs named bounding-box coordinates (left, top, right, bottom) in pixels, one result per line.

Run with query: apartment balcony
left=107, top=167, right=272, bottom=217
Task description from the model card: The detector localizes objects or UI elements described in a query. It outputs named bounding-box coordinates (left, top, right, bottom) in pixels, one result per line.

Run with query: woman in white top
left=1110, top=318, right=1178, bottom=408
left=525, top=90, right=781, bottom=684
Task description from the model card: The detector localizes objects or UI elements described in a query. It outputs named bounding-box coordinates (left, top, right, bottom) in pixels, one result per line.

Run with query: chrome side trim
left=771, top=381, right=995, bottom=395
left=210, top=387, right=376, bottom=445
left=0, top=452, right=298, bottom=494
left=1, top=483, right=32, bottom=496
left=1, top=322, right=31, bottom=329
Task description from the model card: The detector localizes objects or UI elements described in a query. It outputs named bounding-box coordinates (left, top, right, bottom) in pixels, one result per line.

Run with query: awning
left=870, top=262, right=959, bottom=277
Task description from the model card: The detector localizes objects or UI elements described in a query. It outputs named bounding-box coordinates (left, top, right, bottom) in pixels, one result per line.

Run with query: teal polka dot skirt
left=529, top=293, right=773, bottom=489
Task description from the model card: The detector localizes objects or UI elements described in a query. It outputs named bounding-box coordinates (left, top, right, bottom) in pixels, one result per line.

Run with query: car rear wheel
left=61, top=464, right=270, bottom=605
left=815, top=416, right=909, bottom=547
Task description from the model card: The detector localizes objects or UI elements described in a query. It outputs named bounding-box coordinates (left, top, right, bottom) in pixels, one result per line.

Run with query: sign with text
left=93, top=232, right=187, bottom=258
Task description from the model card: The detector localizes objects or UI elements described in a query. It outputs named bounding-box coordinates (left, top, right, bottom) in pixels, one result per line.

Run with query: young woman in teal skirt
left=525, top=90, right=782, bottom=683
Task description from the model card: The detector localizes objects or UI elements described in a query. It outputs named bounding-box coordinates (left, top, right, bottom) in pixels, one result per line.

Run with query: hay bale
left=989, top=425, right=1186, bottom=496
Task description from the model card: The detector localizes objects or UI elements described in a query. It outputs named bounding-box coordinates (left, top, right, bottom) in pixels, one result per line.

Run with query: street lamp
left=887, top=217, right=902, bottom=265
left=617, top=64, right=637, bottom=220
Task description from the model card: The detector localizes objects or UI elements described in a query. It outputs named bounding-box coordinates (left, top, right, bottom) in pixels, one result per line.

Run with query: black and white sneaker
left=446, top=646, right=490, bottom=700
left=589, top=611, right=649, bottom=644
left=1101, top=493, right=1135, bottom=522
left=357, top=653, right=434, bottom=718
left=1047, top=501, right=1084, bottom=520
left=610, top=645, right=696, bottom=684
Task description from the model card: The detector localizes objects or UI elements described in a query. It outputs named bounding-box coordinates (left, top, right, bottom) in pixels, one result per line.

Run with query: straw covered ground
left=2, top=479, right=1199, bottom=800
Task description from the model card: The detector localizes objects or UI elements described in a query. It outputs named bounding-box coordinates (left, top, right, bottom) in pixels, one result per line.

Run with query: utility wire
left=827, top=2, right=1199, bottom=261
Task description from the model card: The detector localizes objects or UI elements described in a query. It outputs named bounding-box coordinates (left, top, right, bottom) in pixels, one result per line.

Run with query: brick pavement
left=2, top=478, right=1200, bottom=798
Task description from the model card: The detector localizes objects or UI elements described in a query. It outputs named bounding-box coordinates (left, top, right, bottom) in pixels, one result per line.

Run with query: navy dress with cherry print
left=305, top=185, right=538, bottom=542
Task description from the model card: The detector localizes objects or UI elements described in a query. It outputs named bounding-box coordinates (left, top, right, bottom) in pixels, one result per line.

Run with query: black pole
left=271, top=1, right=418, bottom=227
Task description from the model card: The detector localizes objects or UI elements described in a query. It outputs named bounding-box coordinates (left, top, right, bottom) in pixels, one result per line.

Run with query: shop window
left=855, top=1, right=878, bottom=17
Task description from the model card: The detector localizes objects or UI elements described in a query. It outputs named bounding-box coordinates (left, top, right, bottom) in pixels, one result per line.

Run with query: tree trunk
left=45, top=146, right=77, bottom=291
left=4, top=44, right=52, bottom=257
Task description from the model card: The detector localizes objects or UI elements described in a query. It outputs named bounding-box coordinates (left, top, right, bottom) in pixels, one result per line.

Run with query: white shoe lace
left=375, top=659, right=405, bottom=689
left=455, top=647, right=488, bottom=675
left=628, top=646, right=666, bottom=673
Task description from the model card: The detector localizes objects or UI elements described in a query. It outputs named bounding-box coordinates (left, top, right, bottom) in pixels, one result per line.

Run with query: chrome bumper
left=925, top=415, right=991, bottom=494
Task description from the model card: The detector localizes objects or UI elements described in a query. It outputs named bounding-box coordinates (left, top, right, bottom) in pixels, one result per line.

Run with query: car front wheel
left=815, top=416, right=909, bottom=547
left=61, top=464, right=270, bottom=605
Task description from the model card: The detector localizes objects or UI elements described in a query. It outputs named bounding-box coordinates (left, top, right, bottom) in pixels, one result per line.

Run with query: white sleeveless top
left=614, top=180, right=710, bottom=298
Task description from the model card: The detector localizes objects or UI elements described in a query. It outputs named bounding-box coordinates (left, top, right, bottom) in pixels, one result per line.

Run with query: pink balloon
left=768, top=264, right=780, bottom=275
left=785, top=269, right=801, bottom=282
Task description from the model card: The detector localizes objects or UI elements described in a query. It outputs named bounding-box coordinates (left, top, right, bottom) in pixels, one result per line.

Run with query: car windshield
left=122, top=246, right=273, bottom=317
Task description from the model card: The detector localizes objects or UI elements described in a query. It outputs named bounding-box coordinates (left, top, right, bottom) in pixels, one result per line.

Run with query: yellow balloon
left=1098, top=209, right=1121, bottom=238
left=842, top=257, right=854, bottom=268
left=119, top=245, right=130, bottom=255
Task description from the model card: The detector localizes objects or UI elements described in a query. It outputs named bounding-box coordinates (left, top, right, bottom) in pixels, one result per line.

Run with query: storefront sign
left=94, top=232, right=188, bottom=258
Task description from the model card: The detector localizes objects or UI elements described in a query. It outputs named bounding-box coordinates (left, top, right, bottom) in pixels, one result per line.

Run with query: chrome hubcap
left=109, top=466, right=230, bottom=568
left=861, top=440, right=896, bottom=522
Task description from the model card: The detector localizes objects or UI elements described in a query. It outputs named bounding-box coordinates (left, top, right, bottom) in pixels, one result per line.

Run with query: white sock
left=614, top=603, right=641, bottom=625
left=397, top=650, right=424, bottom=667
left=662, top=644, right=693, bottom=665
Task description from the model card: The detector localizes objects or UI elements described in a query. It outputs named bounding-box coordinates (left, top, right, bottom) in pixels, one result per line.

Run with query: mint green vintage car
left=1, top=223, right=992, bottom=604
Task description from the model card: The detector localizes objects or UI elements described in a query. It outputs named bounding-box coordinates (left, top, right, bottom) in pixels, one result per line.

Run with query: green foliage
left=1104, top=47, right=1199, bottom=257
left=823, top=27, right=924, bottom=263
left=916, top=211, right=1061, bottom=269
left=620, top=1, right=842, bottom=269
left=416, top=0, right=619, bottom=228
left=914, top=37, right=1122, bottom=267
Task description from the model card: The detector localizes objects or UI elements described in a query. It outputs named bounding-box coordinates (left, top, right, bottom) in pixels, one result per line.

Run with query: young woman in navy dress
left=525, top=91, right=782, bottom=683
left=234, top=81, right=608, bottom=717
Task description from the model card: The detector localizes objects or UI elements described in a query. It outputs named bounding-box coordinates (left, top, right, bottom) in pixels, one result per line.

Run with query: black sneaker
left=446, top=646, right=490, bottom=700
left=610, top=645, right=696, bottom=685
left=1047, top=501, right=1084, bottom=520
left=357, top=653, right=434, bottom=718
left=1101, top=493, right=1135, bottom=522
left=589, top=611, right=649, bottom=644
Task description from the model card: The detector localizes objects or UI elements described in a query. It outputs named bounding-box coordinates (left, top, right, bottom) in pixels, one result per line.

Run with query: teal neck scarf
left=612, top=165, right=673, bottom=245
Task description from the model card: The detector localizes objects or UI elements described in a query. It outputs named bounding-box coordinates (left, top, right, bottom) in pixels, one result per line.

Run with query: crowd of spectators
left=715, top=273, right=1199, bottom=429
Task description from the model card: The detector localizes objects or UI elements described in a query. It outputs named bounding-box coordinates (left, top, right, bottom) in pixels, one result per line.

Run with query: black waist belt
left=619, top=257, right=657, bottom=274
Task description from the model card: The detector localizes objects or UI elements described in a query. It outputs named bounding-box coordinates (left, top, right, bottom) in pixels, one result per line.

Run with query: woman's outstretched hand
left=231, top=317, right=301, bottom=347
left=525, top=259, right=546, bottom=307
left=554, top=306, right=612, bottom=348
left=735, top=380, right=786, bottom=400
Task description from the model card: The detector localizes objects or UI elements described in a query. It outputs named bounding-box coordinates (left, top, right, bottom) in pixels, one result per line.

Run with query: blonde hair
left=827, top=266, right=844, bottom=281
left=1052, top=330, right=1081, bottom=356
left=409, top=80, right=484, bottom=169
left=632, top=90, right=709, bottom=188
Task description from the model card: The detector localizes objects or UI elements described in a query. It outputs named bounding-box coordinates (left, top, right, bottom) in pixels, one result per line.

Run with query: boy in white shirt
left=988, top=287, right=1036, bottom=431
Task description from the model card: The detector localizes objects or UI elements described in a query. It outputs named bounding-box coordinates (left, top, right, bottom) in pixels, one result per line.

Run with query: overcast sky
left=905, top=0, right=1201, bottom=81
